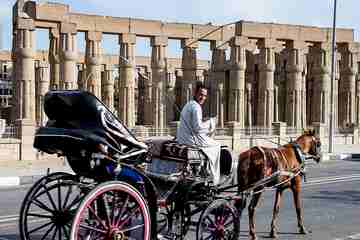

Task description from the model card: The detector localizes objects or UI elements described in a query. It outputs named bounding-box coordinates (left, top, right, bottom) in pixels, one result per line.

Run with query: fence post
left=353, top=127, right=359, bottom=144
left=15, top=119, right=37, bottom=161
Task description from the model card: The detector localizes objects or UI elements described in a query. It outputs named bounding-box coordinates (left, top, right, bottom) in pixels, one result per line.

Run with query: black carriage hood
left=43, top=90, right=147, bottom=151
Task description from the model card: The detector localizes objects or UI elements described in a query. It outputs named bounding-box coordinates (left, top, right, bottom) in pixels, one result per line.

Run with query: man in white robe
left=176, top=81, right=221, bottom=185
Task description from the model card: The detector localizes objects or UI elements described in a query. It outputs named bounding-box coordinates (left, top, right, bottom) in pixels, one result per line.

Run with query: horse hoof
left=269, top=230, right=278, bottom=238
left=299, top=226, right=308, bottom=234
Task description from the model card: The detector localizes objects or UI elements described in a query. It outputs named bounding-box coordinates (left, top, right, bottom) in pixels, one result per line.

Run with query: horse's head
left=296, top=129, right=321, bottom=163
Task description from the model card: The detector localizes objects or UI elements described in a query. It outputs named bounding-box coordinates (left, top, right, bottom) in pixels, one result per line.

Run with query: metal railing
left=1, top=125, right=16, bottom=138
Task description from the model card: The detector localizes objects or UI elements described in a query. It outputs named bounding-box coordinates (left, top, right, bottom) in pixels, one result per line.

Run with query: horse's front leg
left=291, top=176, right=307, bottom=234
left=270, top=188, right=284, bottom=238
left=248, top=190, right=262, bottom=240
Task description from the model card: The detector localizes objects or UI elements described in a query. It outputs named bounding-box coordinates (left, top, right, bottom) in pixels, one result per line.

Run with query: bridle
left=308, top=135, right=321, bottom=161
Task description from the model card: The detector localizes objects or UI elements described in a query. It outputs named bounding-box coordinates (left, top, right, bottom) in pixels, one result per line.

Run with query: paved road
left=1, top=159, right=360, bottom=239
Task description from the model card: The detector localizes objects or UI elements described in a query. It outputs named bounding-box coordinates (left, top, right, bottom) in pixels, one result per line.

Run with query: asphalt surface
left=0, top=159, right=360, bottom=239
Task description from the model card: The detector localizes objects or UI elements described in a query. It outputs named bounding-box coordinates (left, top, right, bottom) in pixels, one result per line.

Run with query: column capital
left=50, top=28, right=60, bottom=38
left=86, top=31, right=102, bottom=41
left=181, top=38, right=198, bottom=49
left=313, top=42, right=332, bottom=51
left=286, top=40, right=308, bottom=51
left=210, top=40, right=228, bottom=50
left=104, top=64, right=115, bottom=71
left=338, top=42, right=360, bottom=54
left=119, top=33, right=136, bottom=44
left=60, top=22, right=77, bottom=34
left=230, top=36, right=249, bottom=47
left=150, top=36, right=168, bottom=47
left=257, top=38, right=281, bottom=49
left=16, top=18, right=35, bottom=30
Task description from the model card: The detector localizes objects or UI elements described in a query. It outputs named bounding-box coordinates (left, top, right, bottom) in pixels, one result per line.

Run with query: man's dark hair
left=194, top=81, right=206, bottom=94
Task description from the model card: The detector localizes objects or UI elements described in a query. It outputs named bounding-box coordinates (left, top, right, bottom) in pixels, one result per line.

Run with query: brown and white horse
left=236, top=130, right=321, bottom=239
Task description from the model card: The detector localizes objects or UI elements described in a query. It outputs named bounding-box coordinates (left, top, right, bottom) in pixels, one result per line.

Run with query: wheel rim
left=197, top=200, right=239, bottom=240
left=19, top=172, right=82, bottom=240
left=71, top=182, right=151, bottom=240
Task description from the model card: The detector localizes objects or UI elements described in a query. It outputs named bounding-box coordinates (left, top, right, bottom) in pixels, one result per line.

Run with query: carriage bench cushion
left=161, top=141, right=202, bottom=162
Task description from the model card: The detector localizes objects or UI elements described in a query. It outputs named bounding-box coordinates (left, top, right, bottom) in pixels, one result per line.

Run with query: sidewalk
left=0, top=156, right=73, bottom=187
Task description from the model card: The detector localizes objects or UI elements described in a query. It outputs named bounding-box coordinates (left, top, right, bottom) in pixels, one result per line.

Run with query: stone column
left=14, top=19, right=36, bottom=121
left=301, top=54, right=308, bottom=128
left=210, top=41, right=227, bottom=127
left=118, top=33, right=136, bottom=128
left=143, top=69, right=152, bottom=125
left=355, top=63, right=360, bottom=127
left=228, top=36, right=248, bottom=127
left=77, top=64, right=86, bottom=90
left=285, top=41, right=307, bottom=128
left=49, top=28, right=60, bottom=90
left=60, top=22, right=78, bottom=90
left=102, top=64, right=115, bottom=111
left=35, top=61, right=50, bottom=126
left=85, top=31, right=103, bottom=98
left=245, top=82, right=253, bottom=127
left=13, top=18, right=37, bottom=160
left=334, top=53, right=341, bottom=128
left=310, top=42, right=331, bottom=125
left=166, top=68, right=176, bottom=123
left=151, top=36, right=168, bottom=129
left=257, top=38, right=277, bottom=127
left=181, top=39, right=198, bottom=107
left=338, top=43, right=358, bottom=127
left=245, top=50, right=256, bottom=127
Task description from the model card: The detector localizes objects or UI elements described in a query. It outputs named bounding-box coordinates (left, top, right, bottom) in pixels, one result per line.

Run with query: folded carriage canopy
left=35, top=90, right=147, bottom=155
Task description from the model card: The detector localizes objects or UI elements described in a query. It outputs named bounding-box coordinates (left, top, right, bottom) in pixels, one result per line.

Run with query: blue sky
left=1, top=0, right=359, bottom=60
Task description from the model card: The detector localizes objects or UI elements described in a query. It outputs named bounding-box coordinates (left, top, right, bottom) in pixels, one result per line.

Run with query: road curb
left=0, top=175, right=45, bottom=187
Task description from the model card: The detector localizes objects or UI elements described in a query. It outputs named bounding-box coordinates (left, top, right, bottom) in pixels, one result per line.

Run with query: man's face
left=195, top=88, right=207, bottom=105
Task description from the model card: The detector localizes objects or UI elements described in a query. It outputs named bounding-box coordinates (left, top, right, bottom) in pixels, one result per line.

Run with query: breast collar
left=290, top=142, right=305, bottom=167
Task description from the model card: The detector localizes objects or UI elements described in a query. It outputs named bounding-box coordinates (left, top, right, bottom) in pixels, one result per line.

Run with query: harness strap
left=290, top=142, right=307, bottom=181
left=254, top=146, right=268, bottom=176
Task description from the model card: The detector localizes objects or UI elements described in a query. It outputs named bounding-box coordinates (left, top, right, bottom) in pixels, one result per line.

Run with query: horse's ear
left=311, top=129, right=316, bottom=136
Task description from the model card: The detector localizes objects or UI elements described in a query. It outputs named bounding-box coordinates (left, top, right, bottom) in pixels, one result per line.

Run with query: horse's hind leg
left=270, top=188, right=284, bottom=238
left=248, top=191, right=262, bottom=240
left=291, top=176, right=307, bottom=234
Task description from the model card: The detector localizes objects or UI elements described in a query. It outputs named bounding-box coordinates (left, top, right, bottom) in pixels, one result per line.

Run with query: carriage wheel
left=70, top=181, right=151, bottom=240
left=196, top=199, right=240, bottom=240
left=19, top=172, right=83, bottom=240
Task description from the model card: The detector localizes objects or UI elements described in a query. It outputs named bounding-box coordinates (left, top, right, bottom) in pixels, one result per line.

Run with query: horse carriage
left=19, top=90, right=321, bottom=240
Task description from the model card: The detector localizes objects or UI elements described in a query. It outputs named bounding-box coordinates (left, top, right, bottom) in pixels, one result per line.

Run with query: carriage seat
left=144, top=136, right=206, bottom=162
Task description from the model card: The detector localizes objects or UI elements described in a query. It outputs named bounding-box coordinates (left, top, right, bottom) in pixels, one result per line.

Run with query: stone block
left=16, top=18, right=35, bottom=30
left=181, top=39, right=198, bottom=49
left=60, top=22, right=77, bottom=34
left=119, top=33, right=136, bottom=44
left=150, top=36, right=168, bottom=47
left=86, top=31, right=102, bottom=41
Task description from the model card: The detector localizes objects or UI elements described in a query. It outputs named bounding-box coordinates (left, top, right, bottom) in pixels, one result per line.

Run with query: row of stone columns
left=12, top=20, right=360, bottom=131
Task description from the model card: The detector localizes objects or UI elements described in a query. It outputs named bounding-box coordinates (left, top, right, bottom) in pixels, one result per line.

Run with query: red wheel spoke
left=79, top=223, right=107, bottom=234
left=122, top=223, right=145, bottom=233
left=118, top=206, right=141, bottom=229
left=114, top=195, right=129, bottom=227
left=88, top=205, right=108, bottom=230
